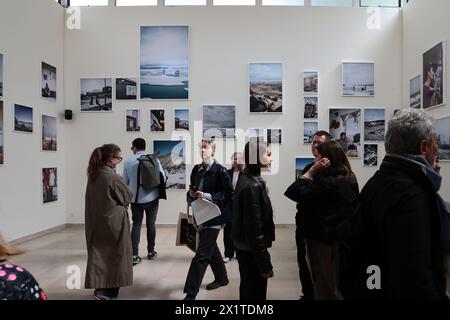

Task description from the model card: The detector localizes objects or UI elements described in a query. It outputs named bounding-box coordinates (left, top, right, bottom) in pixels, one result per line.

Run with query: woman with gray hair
left=347, top=108, right=448, bottom=299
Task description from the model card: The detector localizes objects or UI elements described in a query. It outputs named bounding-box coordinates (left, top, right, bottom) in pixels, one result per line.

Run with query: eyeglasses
left=114, top=156, right=123, bottom=162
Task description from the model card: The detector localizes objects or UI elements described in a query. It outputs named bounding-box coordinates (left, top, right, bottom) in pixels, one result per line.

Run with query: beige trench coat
left=84, top=166, right=134, bottom=289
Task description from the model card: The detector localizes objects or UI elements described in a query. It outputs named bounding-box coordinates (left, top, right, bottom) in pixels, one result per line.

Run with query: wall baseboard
left=10, top=223, right=295, bottom=244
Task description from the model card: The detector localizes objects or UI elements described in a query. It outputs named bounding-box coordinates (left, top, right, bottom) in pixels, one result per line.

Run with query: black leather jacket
left=186, top=160, right=233, bottom=227
left=231, top=169, right=275, bottom=273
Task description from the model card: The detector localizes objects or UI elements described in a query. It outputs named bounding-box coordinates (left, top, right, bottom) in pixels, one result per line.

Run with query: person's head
left=385, top=109, right=438, bottom=166
left=244, top=139, right=272, bottom=176
left=340, top=132, right=347, bottom=140
left=316, top=140, right=353, bottom=176
left=131, top=138, right=146, bottom=154
left=87, top=144, right=122, bottom=182
left=199, top=138, right=216, bottom=163
left=311, top=130, right=332, bottom=158
left=231, top=152, right=245, bottom=172
left=0, top=234, right=22, bottom=263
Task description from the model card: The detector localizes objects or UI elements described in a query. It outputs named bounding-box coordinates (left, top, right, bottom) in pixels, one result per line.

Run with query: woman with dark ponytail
left=231, top=139, right=275, bottom=300
left=84, top=144, right=134, bottom=300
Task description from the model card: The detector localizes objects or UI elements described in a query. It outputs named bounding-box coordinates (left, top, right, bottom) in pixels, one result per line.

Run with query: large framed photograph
left=364, top=108, right=385, bottom=142
left=435, top=116, right=450, bottom=161
left=203, top=105, right=235, bottom=139
left=42, top=115, right=57, bottom=151
left=80, top=78, right=112, bottom=112
left=303, top=71, right=318, bottom=94
left=0, top=101, right=3, bottom=165
left=364, top=144, right=378, bottom=167
left=295, top=157, right=314, bottom=180
left=150, top=109, right=165, bottom=132
left=175, top=109, right=189, bottom=131
left=42, top=167, right=58, bottom=204
left=116, top=78, right=137, bottom=100
left=304, top=97, right=318, bottom=119
left=0, top=53, right=3, bottom=98
left=249, top=63, right=282, bottom=113
left=41, top=62, right=56, bottom=101
left=126, top=109, right=140, bottom=132
left=423, top=41, right=445, bottom=109
left=329, top=108, right=362, bottom=158
left=267, top=128, right=282, bottom=144
left=140, top=26, right=189, bottom=100
left=153, top=140, right=186, bottom=190
left=342, top=62, right=374, bottom=97
left=304, top=122, right=318, bottom=144
left=410, top=75, right=421, bottom=109
left=14, top=104, right=33, bottom=133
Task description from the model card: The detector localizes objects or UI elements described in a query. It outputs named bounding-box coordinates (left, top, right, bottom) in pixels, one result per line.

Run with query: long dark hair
left=244, top=139, right=268, bottom=176
left=87, top=144, right=121, bottom=182
left=316, top=140, right=353, bottom=176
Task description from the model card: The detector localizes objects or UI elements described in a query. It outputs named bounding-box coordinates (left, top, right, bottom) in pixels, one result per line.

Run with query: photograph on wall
left=423, top=41, right=445, bottom=109
left=303, top=71, right=318, bottom=94
left=364, top=144, right=378, bottom=167
left=267, top=128, right=282, bottom=144
left=435, top=116, right=450, bottom=161
left=42, top=167, right=58, bottom=204
left=116, top=78, right=137, bottom=100
left=249, top=63, right=282, bottom=113
left=304, top=122, right=318, bottom=144
left=329, top=108, right=361, bottom=158
left=203, top=105, right=235, bottom=139
left=80, top=78, right=112, bottom=111
left=153, top=140, right=186, bottom=189
left=14, top=104, right=33, bottom=133
left=296, top=157, right=314, bottom=180
left=150, top=109, right=165, bottom=132
left=126, top=109, right=140, bottom=132
left=0, top=53, right=3, bottom=98
left=41, top=62, right=56, bottom=101
left=42, top=115, right=57, bottom=151
left=342, top=62, right=374, bottom=97
left=410, top=75, right=421, bottom=109
left=140, top=26, right=189, bottom=100
left=304, top=97, right=318, bottom=119
left=175, top=109, right=189, bottom=131
left=364, top=108, right=385, bottom=142
left=0, top=101, right=3, bottom=165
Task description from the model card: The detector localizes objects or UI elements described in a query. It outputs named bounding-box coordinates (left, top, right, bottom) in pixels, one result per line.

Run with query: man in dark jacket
left=183, top=139, right=233, bottom=300
left=352, top=109, right=447, bottom=299
left=284, top=130, right=331, bottom=300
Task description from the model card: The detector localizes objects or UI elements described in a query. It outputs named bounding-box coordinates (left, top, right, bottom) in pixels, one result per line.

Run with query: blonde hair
left=0, top=235, right=22, bottom=263
left=199, top=138, right=216, bottom=156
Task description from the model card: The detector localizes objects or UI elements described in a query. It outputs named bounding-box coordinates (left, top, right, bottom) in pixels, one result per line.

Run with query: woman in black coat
left=285, top=140, right=359, bottom=300
left=232, top=140, right=275, bottom=300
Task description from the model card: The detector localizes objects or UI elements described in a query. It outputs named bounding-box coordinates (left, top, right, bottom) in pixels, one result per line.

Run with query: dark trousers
left=223, top=223, right=235, bottom=259
left=296, top=224, right=314, bottom=299
left=184, top=228, right=228, bottom=296
left=131, top=199, right=159, bottom=256
left=95, top=288, right=120, bottom=298
left=236, top=249, right=268, bottom=300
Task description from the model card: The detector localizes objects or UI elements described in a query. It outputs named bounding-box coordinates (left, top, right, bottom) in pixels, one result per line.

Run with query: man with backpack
left=123, top=138, right=167, bottom=266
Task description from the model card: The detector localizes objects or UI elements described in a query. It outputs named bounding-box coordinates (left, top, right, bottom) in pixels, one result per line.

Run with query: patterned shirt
left=0, top=263, right=47, bottom=300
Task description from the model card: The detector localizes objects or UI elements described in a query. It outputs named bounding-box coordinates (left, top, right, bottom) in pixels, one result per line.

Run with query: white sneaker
left=223, top=257, right=231, bottom=263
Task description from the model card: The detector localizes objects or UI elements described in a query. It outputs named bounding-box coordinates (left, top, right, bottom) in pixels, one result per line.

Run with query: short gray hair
left=385, top=108, right=436, bottom=155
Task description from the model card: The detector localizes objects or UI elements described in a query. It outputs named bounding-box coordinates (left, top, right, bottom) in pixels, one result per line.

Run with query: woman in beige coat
left=85, top=144, right=134, bottom=300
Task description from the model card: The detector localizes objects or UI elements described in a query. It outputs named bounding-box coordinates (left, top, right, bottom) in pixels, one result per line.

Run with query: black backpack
left=136, top=154, right=161, bottom=195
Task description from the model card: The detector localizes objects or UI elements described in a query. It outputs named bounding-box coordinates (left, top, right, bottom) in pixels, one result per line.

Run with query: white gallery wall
left=0, top=0, right=65, bottom=241
left=402, top=0, right=450, bottom=202
left=63, top=4, right=402, bottom=225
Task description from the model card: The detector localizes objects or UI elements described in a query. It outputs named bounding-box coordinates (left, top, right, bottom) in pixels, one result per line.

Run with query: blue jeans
left=131, top=199, right=159, bottom=256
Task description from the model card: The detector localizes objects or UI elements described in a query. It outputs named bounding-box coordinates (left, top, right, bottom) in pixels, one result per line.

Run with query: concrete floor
left=8, top=225, right=301, bottom=300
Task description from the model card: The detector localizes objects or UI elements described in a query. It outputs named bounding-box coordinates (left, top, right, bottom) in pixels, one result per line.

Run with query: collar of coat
left=196, top=160, right=221, bottom=174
